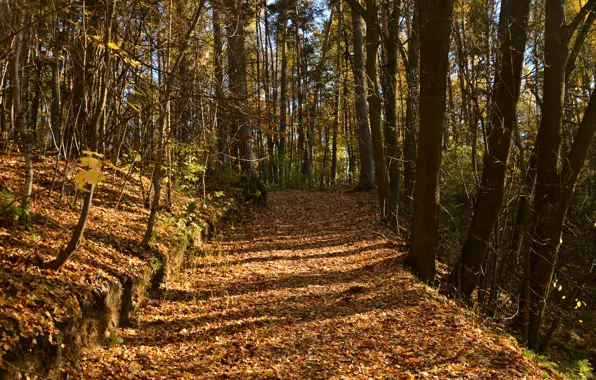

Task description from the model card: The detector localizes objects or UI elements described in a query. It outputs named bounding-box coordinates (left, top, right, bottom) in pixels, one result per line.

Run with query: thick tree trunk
left=526, top=0, right=596, bottom=348
left=452, top=0, right=531, bottom=298
left=528, top=91, right=596, bottom=347
left=224, top=0, right=256, bottom=183
left=407, top=0, right=453, bottom=283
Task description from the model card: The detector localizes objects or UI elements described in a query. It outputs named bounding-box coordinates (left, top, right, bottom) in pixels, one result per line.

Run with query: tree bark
left=452, top=0, right=531, bottom=298
left=381, top=0, right=401, bottom=227
left=10, top=7, right=33, bottom=216
left=351, top=9, right=375, bottom=189
left=278, top=5, right=288, bottom=186
left=407, top=0, right=453, bottom=283
left=214, top=2, right=228, bottom=169
left=526, top=0, right=596, bottom=348
left=142, top=0, right=206, bottom=247
left=365, top=0, right=388, bottom=214
left=331, top=3, right=342, bottom=185
left=403, top=1, right=419, bottom=200
left=48, top=0, right=115, bottom=269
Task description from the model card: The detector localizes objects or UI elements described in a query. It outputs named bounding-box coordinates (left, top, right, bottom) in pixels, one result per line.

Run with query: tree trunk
left=142, top=102, right=168, bottom=248
left=231, top=0, right=254, bottom=177
left=351, top=9, right=375, bottom=189
left=331, top=3, right=342, bottom=185
left=142, top=0, right=206, bottom=247
left=278, top=6, right=288, bottom=186
left=48, top=0, right=115, bottom=269
left=526, top=0, right=596, bottom=348
left=11, top=7, right=33, bottom=216
left=214, top=3, right=228, bottom=169
left=403, top=1, right=419, bottom=200
left=407, top=0, right=453, bottom=283
left=452, top=0, right=531, bottom=298
left=365, top=0, right=388, bottom=214
left=381, top=0, right=401, bottom=227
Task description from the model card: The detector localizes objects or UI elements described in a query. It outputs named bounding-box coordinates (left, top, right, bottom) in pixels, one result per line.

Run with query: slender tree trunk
left=263, top=7, right=272, bottom=183
left=342, top=46, right=354, bottom=184
left=278, top=6, right=288, bottom=186
left=11, top=7, right=33, bottom=216
left=142, top=101, right=168, bottom=248
left=381, top=0, right=401, bottom=227
left=351, top=9, right=375, bottom=189
left=330, top=105, right=339, bottom=185
left=214, top=3, right=228, bottom=169
left=143, top=2, right=172, bottom=248
left=142, top=0, right=206, bottom=246
left=320, top=120, right=330, bottom=187
left=295, top=20, right=306, bottom=182
left=403, top=1, right=419, bottom=200
left=365, top=0, right=388, bottom=214
left=48, top=0, right=115, bottom=269
left=331, top=3, right=342, bottom=185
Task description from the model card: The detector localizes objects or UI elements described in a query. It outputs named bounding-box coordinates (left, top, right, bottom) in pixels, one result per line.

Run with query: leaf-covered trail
left=82, top=191, right=558, bottom=379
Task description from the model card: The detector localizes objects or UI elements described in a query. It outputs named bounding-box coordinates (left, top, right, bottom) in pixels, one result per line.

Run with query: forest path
left=82, top=190, right=556, bottom=379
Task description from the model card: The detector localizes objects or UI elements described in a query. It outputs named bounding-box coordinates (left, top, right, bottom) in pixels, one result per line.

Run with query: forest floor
left=81, top=190, right=564, bottom=379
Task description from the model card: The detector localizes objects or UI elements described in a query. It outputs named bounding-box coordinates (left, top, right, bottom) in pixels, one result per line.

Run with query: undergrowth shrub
left=0, top=189, right=25, bottom=224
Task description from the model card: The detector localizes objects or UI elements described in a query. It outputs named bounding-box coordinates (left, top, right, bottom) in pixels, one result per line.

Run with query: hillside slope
left=0, top=153, right=236, bottom=378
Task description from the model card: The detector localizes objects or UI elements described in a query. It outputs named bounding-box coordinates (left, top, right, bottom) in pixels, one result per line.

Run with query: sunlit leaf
left=74, top=168, right=105, bottom=189
left=81, top=150, right=104, bottom=158
left=80, top=157, right=101, bottom=170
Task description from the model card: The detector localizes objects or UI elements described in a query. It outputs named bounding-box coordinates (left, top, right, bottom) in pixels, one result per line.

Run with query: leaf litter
left=0, top=152, right=223, bottom=374
left=81, top=190, right=563, bottom=379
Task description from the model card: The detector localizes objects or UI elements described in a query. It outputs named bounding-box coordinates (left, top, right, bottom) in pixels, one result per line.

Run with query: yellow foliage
left=126, top=58, right=141, bottom=68
left=75, top=152, right=106, bottom=190
left=74, top=169, right=105, bottom=190
left=81, top=150, right=104, bottom=158
left=80, top=156, right=102, bottom=170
